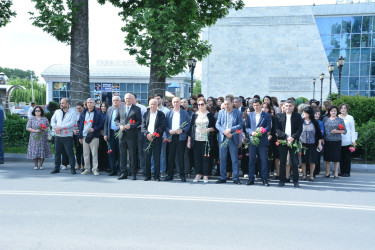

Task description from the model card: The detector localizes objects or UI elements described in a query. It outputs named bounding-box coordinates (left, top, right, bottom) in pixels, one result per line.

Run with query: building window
left=52, top=82, right=70, bottom=103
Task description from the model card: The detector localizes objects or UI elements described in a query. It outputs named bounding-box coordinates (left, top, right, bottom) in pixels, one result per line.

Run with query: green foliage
left=99, top=0, right=244, bottom=78
left=193, top=80, right=202, bottom=95
left=0, top=0, right=17, bottom=28
left=0, top=66, right=38, bottom=81
left=357, top=120, right=375, bottom=161
left=3, top=118, right=30, bottom=147
left=326, top=92, right=338, bottom=101
left=47, top=101, right=59, bottom=113
left=297, top=97, right=309, bottom=103
left=29, top=0, right=73, bottom=44
left=332, top=95, right=375, bottom=127
left=7, top=78, right=46, bottom=104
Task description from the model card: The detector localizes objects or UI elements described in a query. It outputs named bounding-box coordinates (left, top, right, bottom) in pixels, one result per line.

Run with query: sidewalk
left=5, top=153, right=375, bottom=173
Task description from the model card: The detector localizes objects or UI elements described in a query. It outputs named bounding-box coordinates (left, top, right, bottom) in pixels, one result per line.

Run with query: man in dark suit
left=234, top=97, right=246, bottom=113
left=141, top=98, right=166, bottom=181
left=245, top=99, right=272, bottom=186
left=164, top=97, right=191, bottom=182
left=275, top=100, right=303, bottom=188
left=216, top=96, right=243, bottom=184
left=104, top=95, right=121, bottom=176
left=115, top=93, right=142, bottom=180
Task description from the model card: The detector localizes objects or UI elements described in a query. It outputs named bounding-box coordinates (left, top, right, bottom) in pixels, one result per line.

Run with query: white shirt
left=158, top=105, right=169, bottom=115
left=285, top=113, right=292, bottom=137
left=340, top=114, right=356, bottom=146
left=28, top=106, right=34, bottom=119
left=147, top=111, right=158, bottom=133
left=255, top=112, right=261, bottom=126
left=172, top=110, right=180, bottom=130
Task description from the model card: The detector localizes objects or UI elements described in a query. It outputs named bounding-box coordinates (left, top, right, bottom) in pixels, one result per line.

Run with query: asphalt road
left=1, top=160, right=375, bottom=250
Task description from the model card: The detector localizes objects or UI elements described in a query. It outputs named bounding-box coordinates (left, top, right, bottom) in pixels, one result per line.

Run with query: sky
left=0, top=0, right=338, bottom=83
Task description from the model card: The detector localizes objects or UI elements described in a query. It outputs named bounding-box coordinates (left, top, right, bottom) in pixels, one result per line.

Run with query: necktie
left=126, top=106, right=130, bottom=116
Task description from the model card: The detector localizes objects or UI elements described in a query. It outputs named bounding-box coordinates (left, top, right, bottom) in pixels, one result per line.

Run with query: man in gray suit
left=115, top=93, right=142, bottom=180
left=104, top=95, right=122, bottom=176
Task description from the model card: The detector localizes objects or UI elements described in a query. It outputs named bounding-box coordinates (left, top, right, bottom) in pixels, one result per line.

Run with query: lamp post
left=187, top=58, right=197, bottom=95
left=0, top=72, right=8, bottom=84
left=320, top=73, right=325, bottom=106
left=337, top=56, right=345, bottom=98
left=328, top=62, right=335, bottom=101
left=312, top=78, right=316, bottom=100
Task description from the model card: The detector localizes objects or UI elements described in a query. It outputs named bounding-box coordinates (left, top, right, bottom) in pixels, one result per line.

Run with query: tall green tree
left=29, top=0, right=89, bottom=105
left=98, top=0, right=244, bottom=97
left=7, top=78, right=46, bottom=104
left=0, top=0, right=16, bottom=28
left=0, top=66, right=38, bottom=81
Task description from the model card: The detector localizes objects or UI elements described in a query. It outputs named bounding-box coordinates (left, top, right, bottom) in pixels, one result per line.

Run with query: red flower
left=349, top=147, right=355, bottom=152
left=74, top=124, right=78, bottom=127
left=166, top=139, right=171, bottom=143
left=275, top=140, right=280, bottom=146
left=238, top=155, right=243, bottom=160
left=65, top=131, right=68, bottom=134
left=245, top=153, right=249, bottom=157
left=132, top=119, right=136, bottom=124
left=153, top=132, right=160, bottom=138
left=107, top=150, right=113, bottom=154
left=236, top=129, right=240, bottom=133
left=299, top=152, right=302, bottom=156
left=64, top=127, right=67, bottom=130
left=338, top=124, right=344, bottom=130
left=89, top=120, right=93, bottom=123
left=84, top=121, right=87, bottom=124
left=259, top=127, right=266, bottom=134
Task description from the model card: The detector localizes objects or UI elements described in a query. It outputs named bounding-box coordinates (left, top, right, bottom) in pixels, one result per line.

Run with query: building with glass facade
left=202, top=3, right=375, bottom=99
left=42, top=61, right=191, bottom=106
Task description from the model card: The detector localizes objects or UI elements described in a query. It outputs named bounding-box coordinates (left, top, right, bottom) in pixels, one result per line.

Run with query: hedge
left=332, top=95, right=375, bottom=127
left=357, top=120, right=375, bottom=161
left=3, top=116, right=30, bottom=148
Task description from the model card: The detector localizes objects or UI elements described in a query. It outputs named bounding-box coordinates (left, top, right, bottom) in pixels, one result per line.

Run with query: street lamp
left=320, top=73, right=325, bottom=106
left=328, top=62, right=335, bottom=101
left=337, top=56, right=345, bottom=98
left=312, top=78, right=316, bottom=100
left=187, top=58, right=197, bottom=94
left=0, top=72, right=8, bottom=84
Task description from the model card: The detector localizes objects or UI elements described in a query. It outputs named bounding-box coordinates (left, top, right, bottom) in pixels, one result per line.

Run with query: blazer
left=215, top=108, right=243, bottom=145
left=141, top=110, right=166, bottom=138
left=245, top=111, right=272, bottom=146
left=78, top=108, right=103, bottom=139
left=189, top=112, right=216, bottom=147
left=165, top=109, right=191, bottom=141
left=114, top=104, right=142, bottom=141
left=103, top=106, right=120, bottom=140
left=275, top=112, right=303, bottom=141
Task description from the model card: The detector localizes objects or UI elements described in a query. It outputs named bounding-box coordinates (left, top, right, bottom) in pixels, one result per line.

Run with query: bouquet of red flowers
left=115, top=119, right=135, bottom=139
left=221, top=129, right=241, bottom=147
left=144, top=132, right=160, bottom=152
left=349, top=144, right=356, bottom=152
left=251, top=127, right=266, bottom=146
left=34, top=123, right=48, bottom=140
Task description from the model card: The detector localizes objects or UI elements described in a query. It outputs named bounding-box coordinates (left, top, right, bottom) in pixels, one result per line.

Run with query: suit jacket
left=114, top=104, right=142, bottom=141
left=165, top=109, right=191, bottom=141
left=103, top=106, right=121, bottom=140
left=215, top=108, right=243, bottom=145
left=275, top=112, right=303, bottom=141
left=189, top=112, right=216, bottom=147
left=141, top=110, right=166, bottom=138
left=245, top=111, right=271, bottom=146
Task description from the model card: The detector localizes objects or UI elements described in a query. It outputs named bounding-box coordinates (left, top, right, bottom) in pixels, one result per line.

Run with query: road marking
left=1, top=190, right=375, bottom=211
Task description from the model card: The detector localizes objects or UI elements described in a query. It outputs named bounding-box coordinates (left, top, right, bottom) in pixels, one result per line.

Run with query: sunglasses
left=35, top=110, right=41, bottom=112
left=198, top=103, right=205, bottom=106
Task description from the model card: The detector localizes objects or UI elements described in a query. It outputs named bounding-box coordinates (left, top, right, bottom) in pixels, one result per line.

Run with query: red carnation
left=260, top=127, right=266, bottom=134
left=89, top=120, right=93, bottom=123
left=107, top=150, right=113, bottom=154
left=84, top=121, right=87, bottom=124
left=299, top=152, right=302, bottom=156
left=236, top=129, right=240, bottom=133
left=64, top=127, right=67, bottom=130
left=338, top=124, right=344, bottom=130
left=74, top=124, right=78, bottom=127
left=65, top=131, right=68, bottom=134
left=275, top=140, right=280, bottom=146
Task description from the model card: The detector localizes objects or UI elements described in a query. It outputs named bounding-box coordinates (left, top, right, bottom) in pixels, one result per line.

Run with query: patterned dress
left=26, top=117, right=52, bottom=159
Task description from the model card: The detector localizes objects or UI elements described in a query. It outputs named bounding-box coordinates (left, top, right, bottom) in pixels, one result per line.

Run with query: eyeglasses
left=207, top=99, right=212, bottom=101
left=35, top=110, right=41, bottom=112
left=198, top=103, right=205, bottom=106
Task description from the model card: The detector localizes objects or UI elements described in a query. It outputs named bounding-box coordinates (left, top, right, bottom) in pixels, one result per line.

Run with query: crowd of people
left=25, top=92, right=357, bottom=187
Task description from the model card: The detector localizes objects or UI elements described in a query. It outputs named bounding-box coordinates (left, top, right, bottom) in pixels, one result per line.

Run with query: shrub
left=297, top=97, right=309, bottom=103
left=3, top=118, right=30, bottom=148
left=332, top=95, right=375, bottom=127
left=357, top=120, right=375, bottom=161
left=47, top=101, right=59, bottom=113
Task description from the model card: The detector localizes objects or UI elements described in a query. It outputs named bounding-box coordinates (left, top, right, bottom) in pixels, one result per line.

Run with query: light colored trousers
left=83, top=137, right=99, bottom=172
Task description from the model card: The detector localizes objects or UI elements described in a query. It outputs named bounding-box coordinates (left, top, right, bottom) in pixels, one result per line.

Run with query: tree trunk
left=149, top=45, right=166, bottom=99
left=70, top=0, right=89, bottom=106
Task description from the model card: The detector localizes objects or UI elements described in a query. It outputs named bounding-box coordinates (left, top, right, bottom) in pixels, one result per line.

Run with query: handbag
left=85, top=132, right=94, bottom=144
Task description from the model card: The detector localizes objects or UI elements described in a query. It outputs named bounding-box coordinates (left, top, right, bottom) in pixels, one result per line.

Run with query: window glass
left=321, top=35, right=332, bottom=49
left=327, top=49, right=340, bottom=63
left=360, top=77, right=369, bottom=90
left=361, top=34, right=371, bottom=47
left=349, top=77, right=359, bottom=90
left=340, top=34, right=350, bottom=49
left=141, top=84, right=148, bottom=92
left=352, top=16, right=362, bottom=33
left=340, top=77, right=349, bottom=90
left=120, top=83, right=126, bottom=91
left=370, top=77, right=375, bottom=90
left=372, top=48, right=375, bottom=61
left=351, top=34, right=361, bottom=47
left=350, top=48, right=360, bottom=62
left=361, top=48, right=371, bottom=61
left=359, top=91, right=368, bottom=96
left=360, top=62, right=370, bottom=77
left=316, top=18, right=331, bottom=35
left=341, top=17, right=352, bottom=34
left=53, top=91, right=59, bottom=98
left=371, top=91, right=375, bottom=97
left=350, top=63, right=360, bottom=76
left=342, top=63, right=349, bottom=76
left=331, top=35, right=340, bottom=48
left=349, top=91, right=359, bottom=96
left=134, top=84, right=141, bottom=92
left=362, top=16, right=371, bottom=33
left=331, top=17, right=341, bottom=34
left=127, top=84, right=133, bottom=92
left=371, top=63, right=375, bottom=75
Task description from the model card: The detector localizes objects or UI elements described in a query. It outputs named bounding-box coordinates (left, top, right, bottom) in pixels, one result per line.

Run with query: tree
left=29, top=0, right=89, bottom=105
left=0, top=66, right=38, bottom=81
left=0, top=0, right=16, bottom=28
left=7, top=78, right=46, bottom=104
left=193, top=79, right=201, bottom=95
left=98, top=0, right=244, bottom=97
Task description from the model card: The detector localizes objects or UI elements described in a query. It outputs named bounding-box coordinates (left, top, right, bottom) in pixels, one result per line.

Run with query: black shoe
left=132, top=176, right=137, bottom=180
left=154, top=177, right=161, bottom=182
left=263, top=180, right=270, bottom=187
left=51, top=169, right=60, bottom=174
left=143, top=177, right=151, bottom=181
left=334, top=176, right=339, bottom=179
left=342, top=173, right=350, bottom=177
left=278, top=181, right=285, bottom=187
left=324, top=174, right=330, bottom=178
left=106, top=169, right=111, bottom=173
left=216, top=179, right=226, bottom=184
left=108, top=172, right=117, bottom=176
left=181, top=176, right=186, bottom=182
left=0, top=161, right=4, bottom=164
left=118, top=174, right=128, bottom=180
left=294, top=182, right=300, bottom=188
left=163, top=176, right=173, bottom=181
left=274, top=176, right=280, bottom=180
left=285, top=178, right=291, bottom=183
left=233, top=180, right=241, bottom=185
left=71, top=168, right=76, bottom=174
left=338, top=172, right=344, bottom=176
left=246, top=180, right=255, bottom=185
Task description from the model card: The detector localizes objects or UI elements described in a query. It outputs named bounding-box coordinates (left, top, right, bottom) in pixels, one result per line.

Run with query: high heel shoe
left=334, top=176, right=339, bottom=179
left=324, top=174, right=330, bottom=178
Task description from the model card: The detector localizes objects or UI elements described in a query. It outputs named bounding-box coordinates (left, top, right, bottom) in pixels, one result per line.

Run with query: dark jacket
left=78, top=108, right=103, bottom=139
left=114, top=104, right=142, bottom=141
left=165, top=109, right=191, bottom=141
left=189, top=112, right=216, bottom=148
left=245, top=111, right=272, bottom=146
left=141, top=110, right=166, bottom=138
left=310, top=119, right=323, bottom=147
left=275, top=112, right=303, bottom=141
